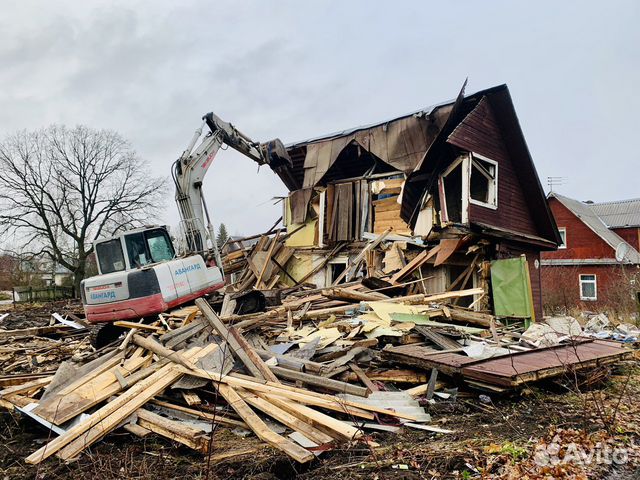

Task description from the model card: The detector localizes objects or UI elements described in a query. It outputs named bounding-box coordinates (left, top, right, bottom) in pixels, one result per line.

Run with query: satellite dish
left=615, top=243, right=629, bottom=262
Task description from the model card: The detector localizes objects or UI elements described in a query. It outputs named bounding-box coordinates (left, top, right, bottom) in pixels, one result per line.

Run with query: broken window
left=440, top=160, right=464, bottom=223
left=469, top=154, right=497, bottom=208
left=579, top=274, right=597, bottom=301
left=326, top=257, right=348, bottom=285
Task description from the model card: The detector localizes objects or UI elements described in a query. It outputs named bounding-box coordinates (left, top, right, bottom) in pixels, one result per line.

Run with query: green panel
left=490, top=256, right=534, bottom=321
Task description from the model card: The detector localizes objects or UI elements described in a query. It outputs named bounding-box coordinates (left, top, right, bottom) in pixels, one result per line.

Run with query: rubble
left=0, top=227, right=635, bottom=466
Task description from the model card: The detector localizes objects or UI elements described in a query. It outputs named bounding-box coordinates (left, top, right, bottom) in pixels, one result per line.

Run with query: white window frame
left=440, top=155, right=469, bottom=224
left=558, top=227, right=567, bottom=249
left=326, top=256, right=349, bottom=286
left=468, top=152, right=498, bottom=210
left=579, top=274, right=597, bottom=301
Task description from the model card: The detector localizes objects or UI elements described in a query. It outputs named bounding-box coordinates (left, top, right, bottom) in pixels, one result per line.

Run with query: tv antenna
left=547, top=176, right=567, bottom=192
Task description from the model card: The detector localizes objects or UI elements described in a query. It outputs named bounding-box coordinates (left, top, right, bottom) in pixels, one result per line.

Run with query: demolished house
left=2, top=84, right=635, bottom=469
left=271, top=83, right=560, bottom=322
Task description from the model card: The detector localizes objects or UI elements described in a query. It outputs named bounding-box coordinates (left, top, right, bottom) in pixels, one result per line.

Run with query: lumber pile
left=4, top=223, right=632, bottom=466
left=1, top=298, right=450, bottom=465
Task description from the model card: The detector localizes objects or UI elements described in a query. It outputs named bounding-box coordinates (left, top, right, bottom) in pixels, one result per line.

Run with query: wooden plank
left=255, top=231, right=280, bottom=288
left=228, top=328, right=280, bottom=383
left=136, top=408, right=209, bottom=452
left=113, top=321, right=164, bottom=332
left=132, top=334, right=196, bottom=369
left=123, top=423, right=152, bottom=438
left=215, top=383, right=314, bottom=463
left=238, top=389, right=335, bottom=444
left=196, top=298, right=270, bottom=381
left=33, top=355, right=150, bottom=425
left=261, top=394, right=363, bottom=441
left=181, top=391, right=202, bottom=406
left=0, top=376, right=52, bottom=398
left=269, top=365, right=367, bottom=397
left=348, top=363, right=378, bottom=392
left=25, top=345, right=214, bottom=464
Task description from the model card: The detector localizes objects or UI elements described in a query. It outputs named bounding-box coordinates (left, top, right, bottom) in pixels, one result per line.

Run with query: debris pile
left=0, top=227, right=634, bottom=465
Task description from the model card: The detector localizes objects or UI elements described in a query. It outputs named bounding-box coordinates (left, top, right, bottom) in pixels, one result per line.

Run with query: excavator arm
left=172, top=112, right=291, bottom=269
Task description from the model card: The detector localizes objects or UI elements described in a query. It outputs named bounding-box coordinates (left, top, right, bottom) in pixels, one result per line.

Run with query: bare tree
left=0, top=125, right=166, bottom=294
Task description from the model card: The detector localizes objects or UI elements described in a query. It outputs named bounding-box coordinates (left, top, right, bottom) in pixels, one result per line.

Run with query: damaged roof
left=549, top=192, right=640, bottom=263
left=276, top=83, right=559, bottom=247
left=589, top=198, right=640, bottom=228
left=280, top=95, right=458, bottom=191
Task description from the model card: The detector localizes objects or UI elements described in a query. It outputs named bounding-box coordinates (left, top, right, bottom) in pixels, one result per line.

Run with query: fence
left=12, top=286, right=75, bottom=303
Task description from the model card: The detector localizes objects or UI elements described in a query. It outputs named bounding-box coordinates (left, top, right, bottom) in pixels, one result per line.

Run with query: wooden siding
left=446, top=97, right=539, bottom=237
left=542, top=198, right=615, bottom=260
left=612, top=227, right=640, bottom=252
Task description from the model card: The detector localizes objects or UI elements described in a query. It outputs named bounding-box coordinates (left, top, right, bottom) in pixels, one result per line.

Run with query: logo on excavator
left=175, top=263, right=202, bottom=276
left=200, top=150, right=217, bottom=170
left=91, top=290, right=116, bottom=300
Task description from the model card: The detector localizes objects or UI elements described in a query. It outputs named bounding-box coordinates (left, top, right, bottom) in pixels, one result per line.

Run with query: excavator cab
left=81, top=225, right=223, bottom=332
left=94, top=226, right=175, bottom=274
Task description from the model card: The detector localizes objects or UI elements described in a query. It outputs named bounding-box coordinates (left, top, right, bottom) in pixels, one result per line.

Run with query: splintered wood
left=4, top=291, right=455, bottom=465
left=3, top=227, right=625, bottom=467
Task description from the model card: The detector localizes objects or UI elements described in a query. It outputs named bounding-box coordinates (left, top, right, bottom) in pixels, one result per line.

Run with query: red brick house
left=541, top=193, right=640, bottom=313
left=591, top=198, right=640, bottom=251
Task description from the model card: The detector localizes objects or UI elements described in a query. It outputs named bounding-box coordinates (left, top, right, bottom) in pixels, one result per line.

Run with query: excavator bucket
left=261, top=138, right=292, bottom=169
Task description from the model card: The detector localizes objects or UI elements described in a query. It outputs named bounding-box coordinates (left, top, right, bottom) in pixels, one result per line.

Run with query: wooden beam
left=25, top=345, right=215, bottom=464
left=260, top=394, right=362, bottom=441
left=269, top=365, right=367, bottom=397
left=348, top=363, right=378, bottom=392
left=215, top=383, right=314, bottom=463
left=196, top=298, right=269, bottom=381
left=136, top=408, right=209, bottom=452
left=238, top=389, right=335, bottom=444
left=196, top=298, right=279, bottom=382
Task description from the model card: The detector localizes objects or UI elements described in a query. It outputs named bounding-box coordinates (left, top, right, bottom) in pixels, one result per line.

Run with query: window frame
left=95, top=238, right=126, bottom=275
left=558, top=227, right=567, bottom=249
left=468, top=153, right=498, bottom=210
left=124, top=228, right=175, bottom=270
left=439, top=155, right=468, bottom=224
left=326, top=256, right=349, bottom=286
left=579, top=274, right=597, bottom=301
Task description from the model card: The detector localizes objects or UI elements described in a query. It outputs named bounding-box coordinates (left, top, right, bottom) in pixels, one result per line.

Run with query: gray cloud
left=1, top=0, right=638, bottom=241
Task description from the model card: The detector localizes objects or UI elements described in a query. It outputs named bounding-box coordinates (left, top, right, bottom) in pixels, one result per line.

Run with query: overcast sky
left=1, top=0, right=638, bottom=238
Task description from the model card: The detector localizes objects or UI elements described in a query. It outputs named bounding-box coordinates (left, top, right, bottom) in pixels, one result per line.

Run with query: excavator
left=80, top=112, right=291, bottom=345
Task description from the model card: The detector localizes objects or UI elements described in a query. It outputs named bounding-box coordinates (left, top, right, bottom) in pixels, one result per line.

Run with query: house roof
left=549, top=192, right=640, bottom=263
left=283, top=99, right=454, bottom=190
left=400, top=83, right=560, bottom=246
left=589, top=198, right=640, bottom=228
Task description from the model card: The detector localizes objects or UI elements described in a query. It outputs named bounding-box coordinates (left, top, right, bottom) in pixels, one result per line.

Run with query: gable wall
left=612, top=227, right=640, bottom=252
left=542, top=198, right=615, bottom=259
left=447, top=97, right=538, bottom=237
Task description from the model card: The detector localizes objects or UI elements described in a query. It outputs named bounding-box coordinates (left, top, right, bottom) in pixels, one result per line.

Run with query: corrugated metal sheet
left=590, top=198, right=640, bottom=228
left=549, top=192, right=640, bottom=263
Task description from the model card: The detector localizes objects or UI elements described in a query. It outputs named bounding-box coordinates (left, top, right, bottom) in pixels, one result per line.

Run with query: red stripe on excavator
left=85, top=282, right=225, bottom=324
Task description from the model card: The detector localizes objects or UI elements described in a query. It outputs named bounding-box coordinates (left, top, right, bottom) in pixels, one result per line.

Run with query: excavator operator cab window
left=96, top=239, right=126, bottom=274
left=125, top=228, right=175, bottom=269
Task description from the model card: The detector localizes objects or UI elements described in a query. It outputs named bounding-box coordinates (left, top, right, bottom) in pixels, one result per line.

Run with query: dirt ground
left=1, top=303, right=639, bottom=479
